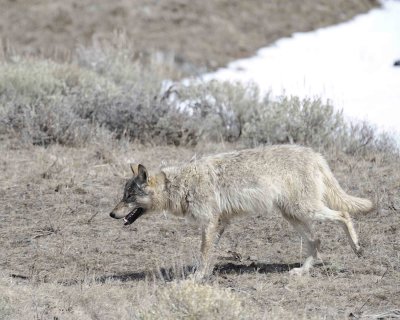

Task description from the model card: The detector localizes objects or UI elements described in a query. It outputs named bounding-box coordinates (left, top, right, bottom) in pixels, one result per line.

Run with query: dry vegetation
left=1, top=1, right=399, bottom=319
left=1, top=37, right=395, bottom=152
left=0, top=41, right=399, bottom=319
left=1, top=0, right=378, bottom=71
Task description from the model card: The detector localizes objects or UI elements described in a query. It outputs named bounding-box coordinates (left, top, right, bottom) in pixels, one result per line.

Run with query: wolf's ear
left=130, top=164, right=139, bottom=176
left=137, top=164, right=148, bottom=185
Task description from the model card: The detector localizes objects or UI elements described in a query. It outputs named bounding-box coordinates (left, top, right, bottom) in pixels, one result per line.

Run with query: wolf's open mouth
left=123, top=208, right=144, bottom=225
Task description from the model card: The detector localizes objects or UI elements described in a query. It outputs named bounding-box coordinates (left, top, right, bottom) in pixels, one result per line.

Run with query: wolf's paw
left=354, top=245, right=364, bottom=258
left=289, top=267, right=309, bottom=276
left=190, top=271, right=209, bottom=283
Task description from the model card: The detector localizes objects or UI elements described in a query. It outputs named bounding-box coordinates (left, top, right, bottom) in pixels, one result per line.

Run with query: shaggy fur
left=110, top=145, right=373, bottom=278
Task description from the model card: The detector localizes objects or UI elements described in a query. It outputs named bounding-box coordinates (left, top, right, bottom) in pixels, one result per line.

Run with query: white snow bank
left=202, top=0, right=400, bottom=138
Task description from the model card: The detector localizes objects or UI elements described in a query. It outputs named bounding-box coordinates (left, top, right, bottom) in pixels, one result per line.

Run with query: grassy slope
left=1, top=0, right=378, bottom=70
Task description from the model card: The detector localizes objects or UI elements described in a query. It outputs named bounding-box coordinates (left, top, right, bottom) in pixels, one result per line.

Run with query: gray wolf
left=110, top=145, right=373, bottom=278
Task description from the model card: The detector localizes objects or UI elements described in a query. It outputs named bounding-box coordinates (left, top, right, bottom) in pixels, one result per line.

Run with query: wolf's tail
left=319, top=160, right=373, bottom=214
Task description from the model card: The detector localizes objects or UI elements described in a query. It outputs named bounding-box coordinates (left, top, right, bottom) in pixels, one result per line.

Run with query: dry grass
left=0, top=50, right=400, bottom=319
left=0, top=277, right=253, bottom=320
left=0, top=44, right=399, bottom=320
left=0, top=140, right=399, bottom=319
left=0, top=2, right=398, bottom=317
left=0, top=0, right=378, bottom=70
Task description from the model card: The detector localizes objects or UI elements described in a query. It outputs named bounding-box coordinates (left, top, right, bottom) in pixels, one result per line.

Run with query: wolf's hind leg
left=314, top=206, right=361, bottom=256
left=285, top=217, right=320, bottom=276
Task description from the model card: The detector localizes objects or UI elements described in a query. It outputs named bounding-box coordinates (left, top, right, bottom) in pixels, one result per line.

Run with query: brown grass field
left=1, top=0, right=399, bottom=319
left=1, top=140, right=399, bottom=319
left=1, top=0, right=377, bottom=71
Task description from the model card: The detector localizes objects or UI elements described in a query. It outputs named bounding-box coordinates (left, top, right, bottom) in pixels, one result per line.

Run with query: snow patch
left=201, top=0, right=400, bottom=138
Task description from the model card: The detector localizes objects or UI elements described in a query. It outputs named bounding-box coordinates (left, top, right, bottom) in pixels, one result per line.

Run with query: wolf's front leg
left=214, top=216, right=230, bottom=247
left=194, top=220, right=219, bottom=281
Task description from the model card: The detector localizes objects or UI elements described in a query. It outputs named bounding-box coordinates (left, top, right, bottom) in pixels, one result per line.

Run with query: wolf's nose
left=110, top=212, right=116, bottom=218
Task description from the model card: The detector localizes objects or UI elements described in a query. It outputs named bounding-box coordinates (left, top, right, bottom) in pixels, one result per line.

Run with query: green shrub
left=0, top=55, right=196, bottom=146
left=0, top=46, right=397, bottom=154
left=243, top=95, right=346, bottom=147
left=0, top=60, right=115, bottom=146
left=0, top=59, right=118, bottom=101
left=177, top=81, right=262, bottom=142
left=177, top=81, right=396, bottom=154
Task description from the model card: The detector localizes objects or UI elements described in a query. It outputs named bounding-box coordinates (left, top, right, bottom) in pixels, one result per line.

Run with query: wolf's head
left=110, top=164, right=155, bottom=225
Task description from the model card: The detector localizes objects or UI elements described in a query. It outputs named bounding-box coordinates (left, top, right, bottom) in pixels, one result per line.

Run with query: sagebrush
left=0, top=42, right=397, bottom=153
